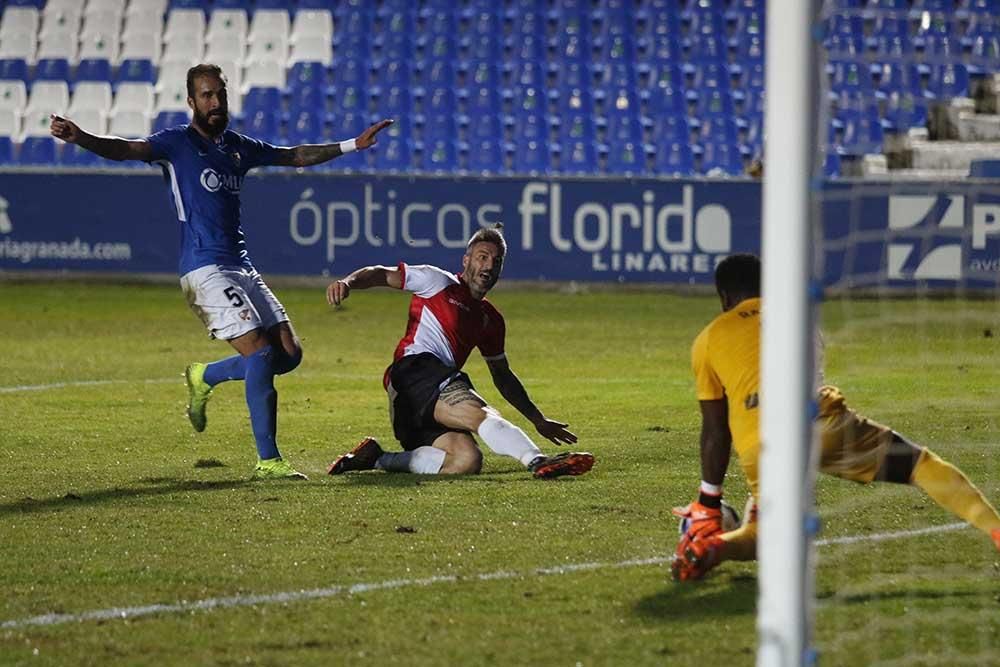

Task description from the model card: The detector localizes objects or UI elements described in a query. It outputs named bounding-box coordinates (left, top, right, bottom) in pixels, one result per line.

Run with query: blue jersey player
left=50, top=63, right=393, bottom=480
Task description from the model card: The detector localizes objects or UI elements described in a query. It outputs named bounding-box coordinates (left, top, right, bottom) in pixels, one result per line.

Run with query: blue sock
left=203, top=355, right=246, bottom=386
left=244, top=346, right=280, bottom=461
left=273, top=347, right=302, bottom=375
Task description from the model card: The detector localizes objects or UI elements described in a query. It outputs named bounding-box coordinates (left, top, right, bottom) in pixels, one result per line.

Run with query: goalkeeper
left=672, top=253, right=1000, bottom=581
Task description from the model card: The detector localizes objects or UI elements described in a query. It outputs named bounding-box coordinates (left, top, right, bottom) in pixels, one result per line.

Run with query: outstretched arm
left=326, top=264, right=403, bottom=306
left=50, top=114, right=153, bottom=161
left=272, top=118, right=393, bottom=168
left=486, top=356, right=578, bottom=445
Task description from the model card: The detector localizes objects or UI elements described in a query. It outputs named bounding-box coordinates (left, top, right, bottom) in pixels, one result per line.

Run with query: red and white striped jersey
left=392, top=262, right=506, bottom=370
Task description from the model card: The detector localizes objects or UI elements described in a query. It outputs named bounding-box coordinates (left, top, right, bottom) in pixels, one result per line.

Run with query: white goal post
left=758, top=1, right=822, bottom=666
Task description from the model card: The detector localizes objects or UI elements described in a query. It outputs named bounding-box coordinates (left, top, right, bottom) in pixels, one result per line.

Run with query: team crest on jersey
left=239, top=309, right=251, bottom=320
left=232, top=151, right=241, bottom=165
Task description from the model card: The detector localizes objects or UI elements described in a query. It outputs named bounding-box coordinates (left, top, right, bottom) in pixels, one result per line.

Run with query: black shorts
left=386, top=353, right=474, bottom=451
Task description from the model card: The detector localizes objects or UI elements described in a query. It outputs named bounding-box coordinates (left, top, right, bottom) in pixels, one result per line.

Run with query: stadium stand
left=0, top=0, right=997, bottom=177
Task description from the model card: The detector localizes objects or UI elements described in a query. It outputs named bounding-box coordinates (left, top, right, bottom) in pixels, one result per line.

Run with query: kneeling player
left=671, top=254, right=1000, bottom=581
left=325, top=225, right=594, bottom=479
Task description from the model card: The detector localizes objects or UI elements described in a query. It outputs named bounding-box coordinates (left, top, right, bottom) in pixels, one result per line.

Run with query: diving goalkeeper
left=671, top=253, right=1000, bottom=581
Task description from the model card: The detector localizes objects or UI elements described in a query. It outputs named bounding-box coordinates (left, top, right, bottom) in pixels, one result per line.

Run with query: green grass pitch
left=1, top=281, right=998, bottom=666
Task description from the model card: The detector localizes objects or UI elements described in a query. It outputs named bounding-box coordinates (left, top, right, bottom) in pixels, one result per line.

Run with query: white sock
left=477, top=413, right=543, bottom=468
left=376, top=446, right=446, bottom=474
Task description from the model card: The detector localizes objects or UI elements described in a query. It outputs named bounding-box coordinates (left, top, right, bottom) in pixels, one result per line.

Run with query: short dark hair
left=714, top=253, right=761, bottom=297
left=186, top=63, right=226, bottom=99
left=467, top=223, right=507, bottom=259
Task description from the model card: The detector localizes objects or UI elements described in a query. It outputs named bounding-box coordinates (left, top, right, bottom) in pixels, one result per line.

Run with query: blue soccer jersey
left=146, top=125, right=280, bottom=275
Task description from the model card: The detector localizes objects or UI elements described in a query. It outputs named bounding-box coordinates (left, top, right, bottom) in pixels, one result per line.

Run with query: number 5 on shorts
left=224, top=286, right=245, bottom=307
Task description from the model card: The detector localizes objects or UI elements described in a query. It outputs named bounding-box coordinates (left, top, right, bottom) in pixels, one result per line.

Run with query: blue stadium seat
left=503, top=111, right=547, bottom=143
left=636, top=34, right=679, bottom=62
left=681, top=34, right=726, bottom=61
left=682, top=61, right=729, bottom=90
left=460, top=9, right=499, bottom=37
left=417, top=34, right=457, bottom=62
left=653, top=141, right=694, bottom=176
left=243, top=87, right=283, bottom=117
left=728, top=33, right=765, bottom=62
left=371, top=33, right=412, bottom=62
left=925, top=63, right=970, bottom=99
left=825, top=33, right=867, bottom=59
left=417, top=138, right=458, bottom=172
left=329, top=58, right=367, bottom=88
left=964, top=26, right=999, bottom=75
left=547, top=62, right=589, bottom=88
left=255, top=0, right=292, bottom=9
left=370, top=59, right=409, bottom=87
left=693, top=115, right=738, bottom=146
left=547, top=32, right=588, bottom=62
left=604, top=141, right=646, bottom=175
left=60, top=142, right=101, bottom=166
left=736, top=113, right=764, bottom=151
left=117, top=60, right=156, bottom=85
left=329, top=112, right=369, bottom=141
left=725, top=7, right=764, bottom=37
left=456, top=85, right=496, bottom=117
left=414, top=61, right=454, bottom=88
left=599, top=112, right=641, bottom=144
left=417, top=6, right=456, bottom=35
left=635, top=9, right=679, bottom=38
left=593, top=86, right=639, bottom=117
left=0, top=137, right=13, bottom=165
left=372, top=85, right=410, bottom=114
left=686, top=89, right=733, bottom=118
left=639, top=85, right=684, bottom=116
left=19, top=137, right=57, bottom=165
left=556, top=140, right=598, bottom=174
left=699, top=142, right=742, bottom=176
left=835, top=109, right=884, bottom=156
left=169, top=0, right=205, bottom=8
left=463, top=138, right=503, bottom=173
left=332, top=31, right=370, bottom=58
left=503, top=33, right=545, bottom=61
left=729, top=61, right=765, bottom=90
left=243, top=111, right=282, bottom=145
left=288, top=62, right=330, bottom=92
left=882, top=93, right=928, bottom=132
left=214, top=0, right=252, bottom=8
left=509, top=139, right=549, bottom=174
left=74, top=59, right=111, bottom=84
left=870, top=61, right=910, bottom=99
left=462, top=113, right=501, bottom=143
left=457, top=33, right=501, bottom=61
left=500, top=85, right=546, bottom=116
left=827, top=60, right=873, bottom=94
left=459, top=60, right=499, bottom=88
left=289, top=84, right=326, bottom=114
left=416, top=113, right=455, bottom=143
left=592, top=34, right=634, bottom=63
left=504, top=61, right=545, bottom=88
left=547, top=86, right=591, bottom=115
left=0, top=59, right=28, bottom=82
left=553, top=112, right=594, bottom=144
left=34, top=59, right=70, bottom=82
left=330, top=85, right=365, bottom=115
left=154, top=111, right=188, bottom=132
left=287, top=110, right=324, bottom=144
left=731, top=88, right=764, bottom=116
left=592, top=62, right=634, bottom=89
left=646, top=114, right=689, bottom=144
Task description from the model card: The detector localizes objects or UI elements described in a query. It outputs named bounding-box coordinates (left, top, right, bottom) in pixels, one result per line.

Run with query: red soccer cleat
left=529, top=452, right=595, bottom=479
left=327, top=436, right=384, bottom=475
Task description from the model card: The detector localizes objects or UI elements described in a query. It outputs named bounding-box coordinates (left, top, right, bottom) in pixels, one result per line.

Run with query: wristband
left=700, top=480, right=723, bottom=496
left=339, top=138, right=357, bottom=154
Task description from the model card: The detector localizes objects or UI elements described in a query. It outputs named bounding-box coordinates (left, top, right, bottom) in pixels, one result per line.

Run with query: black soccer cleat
left=327, top=436, right=384, bottom=475
left=529, top=451, right=595, bottom=479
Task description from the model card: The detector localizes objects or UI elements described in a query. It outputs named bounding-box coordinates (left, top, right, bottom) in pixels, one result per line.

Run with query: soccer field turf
left=2, top=281, right=998, bottom=666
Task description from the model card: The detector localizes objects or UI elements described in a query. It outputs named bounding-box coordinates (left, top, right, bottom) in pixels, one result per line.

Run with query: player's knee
left=441, top=446, right=483, bottom=475
left=274, top=346, right=302, bottom=375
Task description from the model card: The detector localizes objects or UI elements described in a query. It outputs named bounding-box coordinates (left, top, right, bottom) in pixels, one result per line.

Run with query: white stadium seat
left=36, top=33, right=78, bottom=63
left=246, top=36, right=288, bottom=65
left=120, top=31, right=162, bottom=63
left=123, top=10, right=163, bottom=38
left=0, top=107, right=19, bottom=138
left=68, top=108, right=106, bottom=136
left=204, top=33, right=246, bottom=65
left=164, top=9, right=205, bottom=43
left=248, top=9, right=289, bottom=44
left=162, top=33, right=204, bottom=66
left=0, top=80, right=28, bottom=111
left=291, top=9, right=332, bottom=43
left=81, top=11, right=123, bottom=40
left=288, top=35, right=331, bottom=67
left=242, top=60, right=284, bottom=92
left=125, top=0, right=167, bottom=19
left=0, top=32, right=37, bottom=64
left=154, top=85, right=189, bottom=113
left=112, top=81, right=155, bottom=114
left=78, top=32, right=121, bottom=64
left=21, top=109, right=58, bottom=139
left=109, top=109, right=150, bottom=137
left=86, top=0, right=127, bottom=17
left=69, top=82, right=113, bottom=114
left=155, top=61, right=190, bottom=94
left=207, top=9, right=248, bottom=40
left=0, top=7, right=40, bottom=39
left=25, top=81, right=70, bottom=115
left=39, top=8, right=82, bottom=41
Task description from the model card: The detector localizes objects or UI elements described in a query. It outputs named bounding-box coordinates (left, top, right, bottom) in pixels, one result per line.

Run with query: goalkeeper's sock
left=911, top=449, right=1000, bottom=535
left=204, top=354, right=246, bottom=386
left=244, top=346, right=280, bottom=461
left=477, top=412, right=543, bottom=467
left=376, top=447, right=446, bottom=474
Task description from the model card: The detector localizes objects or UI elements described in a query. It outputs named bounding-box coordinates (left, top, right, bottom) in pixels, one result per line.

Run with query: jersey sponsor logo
left=447, top=296, right=470, bottom=312
left=0, top=195, right=11, bottom=233
left=887, top=194, right=1000, bottom=280
left=199, top=168, right=242, bottom=194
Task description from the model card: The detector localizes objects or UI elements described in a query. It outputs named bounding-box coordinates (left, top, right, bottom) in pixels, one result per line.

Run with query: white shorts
left=180, top=264, right=289, bottom=340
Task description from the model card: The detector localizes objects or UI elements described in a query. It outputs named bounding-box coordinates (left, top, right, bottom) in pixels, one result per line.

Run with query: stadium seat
left=288, top=61, right=330, bottom=91
left=286, top=110, right=323, bottom=144
left=330, top=85, right=364, bottom=115
left=330, top=57, right=367, bottom=88
left=0, top=135, right=17, bottom=162
left=162, top=33, right=204, bottom=65
left=77, top=34, right=119, bottom=67
left=556, top=140, right=598, bottom=174
left=0, top=58, right=28, bottom=82
left=109, top=110, right=150, bottom=138
left=417, top=138, right=458, bottom=172
left=372, top=85, right=410, bottom=115
left=463, top=138, right=503, bottom=174
left=503, top=110, right=547, bottom=143
left=206, top=9, right=249, bottom=40
left=242, top=109, right=281, bottom=144
left=243, top=61, right=285, bottom=91
left=604, top=141, right=646, bottom=175
left=33, top=58, right=70, bottom=82
left=164, top=9, right=206, bottom=43
left=504, top=139, right=547, bottom=175
left=19, top=108, right=53, bottom=138
left=823, top=150, right=841, bottom=178
left=74, top=59, right=112, bottom=84
left=291, top=9, right=333, bottom=43
left=461, top=112, right=501, bottom=143
left=120, top=31, right=162, bottom=64
left=69, top=82, right=112, bottom=114
left=0, top=80, right=27, bottom=111
left=204, top=33, right=247, bottom=65
left=699, top=141, right=743, bottom=176
left=18, top=135, right=57, bottom=164
left=0, top=32, right=37, bottom=64
left=153, top=110, right=188, bottom=132
left=248, top=9, right=291, bottom=46
left=371, top=137, right=411, bottom=172
left=112, top=82, right=155, bottom=115
left=68, top=108, right=106, bottom=136
left=289, top=36, right=332, bottom=67
left=0, top=107, right=19, bottom=137
left=26, top=81, right=69, bottom=115
left=39, top=6, right=81, bottom=41
left=1, top=7, right=40, bottom=40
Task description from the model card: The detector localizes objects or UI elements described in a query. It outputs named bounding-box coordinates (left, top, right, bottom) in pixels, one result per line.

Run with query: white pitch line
left=0, top=378, right=178, bottom=394
left=0, top=527, right=973, bottom=631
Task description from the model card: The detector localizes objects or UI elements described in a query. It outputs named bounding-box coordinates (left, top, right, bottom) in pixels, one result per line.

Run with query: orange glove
left=672, top=501, right=723, bottom=541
